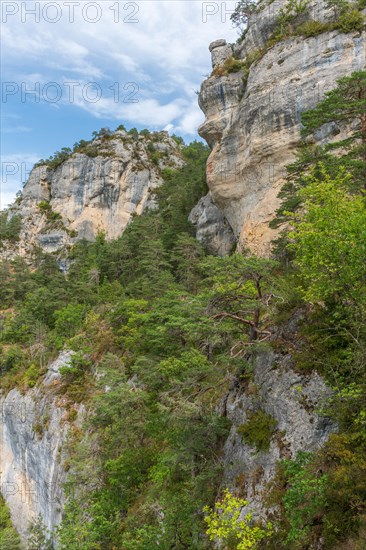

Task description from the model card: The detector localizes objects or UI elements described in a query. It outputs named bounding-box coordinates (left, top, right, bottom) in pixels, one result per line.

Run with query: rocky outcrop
left=197, top=0, right=366, bottom=255
left=0, top=351, right=77, bottom=543
left=2, top=131, right=183, bottom=258
left=222, top=349, right=335, bottom=517
left=188, top=193, right=236, bottom=255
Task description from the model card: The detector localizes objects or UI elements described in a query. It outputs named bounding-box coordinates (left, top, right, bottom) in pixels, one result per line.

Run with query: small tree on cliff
left=231, top=0, right=259, bottom=31
left=302, top=70, right=366, bottom=188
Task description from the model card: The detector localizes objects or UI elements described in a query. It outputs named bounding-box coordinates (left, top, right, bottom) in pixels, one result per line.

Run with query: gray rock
left=209, top=39, right=233, bottom=69
left=0, top=351, right=80, bottom=544
left=199, top=0, right=366, bottom=255
left=209, top=39, right=227, bottom=51
left=222, top=349, right=335, bottom=518
left=2, top=133, right=184, bottom=259
left=189, top=193, right=236, bottom=255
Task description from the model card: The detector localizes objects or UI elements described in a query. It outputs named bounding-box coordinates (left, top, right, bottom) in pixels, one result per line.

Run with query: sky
left=0, top=0, right=238, bottom=208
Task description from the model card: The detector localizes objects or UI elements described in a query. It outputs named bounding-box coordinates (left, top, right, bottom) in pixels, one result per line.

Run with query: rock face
left=197, top=0, right=366, bottom=255
left=188, top=193, right=236, bottom=255
left=222, top=349, right=335, bottom=517
left=3, top=131, right=183, bottom=257
left=0, top=351, right=77, bottom=543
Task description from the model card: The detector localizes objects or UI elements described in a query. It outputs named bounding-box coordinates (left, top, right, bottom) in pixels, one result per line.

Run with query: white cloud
left=2, top=1, right=238, bottom=111
left=2, top=126, right=32, bottom=134
left=1, top=1, right=239, bottom=205
left=0, top=153, right=40, bottom=209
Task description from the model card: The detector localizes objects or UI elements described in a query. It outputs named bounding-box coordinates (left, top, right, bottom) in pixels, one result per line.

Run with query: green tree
left=288, top=166, right=366, bottom=305
left=54, top=303, right=86, bottom=338
left=231, top=0, right=259, bottom=31
left=204, top=489, right=272, bottom=549
left=302, top=70, right=366, bottom=188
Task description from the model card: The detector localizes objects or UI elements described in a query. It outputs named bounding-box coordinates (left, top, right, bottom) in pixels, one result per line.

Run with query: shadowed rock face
left=189, top=193, right=236, bottom=256
left=197, top=0, right=366, bottom=256
left=3, top=131, right=184, bottom=257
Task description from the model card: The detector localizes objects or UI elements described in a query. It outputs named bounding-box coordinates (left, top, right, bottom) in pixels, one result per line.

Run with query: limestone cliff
left=0, top=351, right=78, bottom=544
left=1, top=130, right=183, bottom=258
left=196, top=0, right=366, bottom=255
left=222, top=349, right=335, bottom=519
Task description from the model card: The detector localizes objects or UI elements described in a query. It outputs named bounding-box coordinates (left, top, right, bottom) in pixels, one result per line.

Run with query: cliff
left=0, top=351, right=78, bottom=544
left=196, top=0, right=366, bottom=255
left=1, top=130, right=184, bottom=259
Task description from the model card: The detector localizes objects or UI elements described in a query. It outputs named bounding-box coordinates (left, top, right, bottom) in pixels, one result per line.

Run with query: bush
left=204, top=489, right=273, bottom=550
left=238, top=410, right=277, bottom=452
left=296, top=20, right=331, bottom=37
left=212, top=56, right=247, bottom=77
left=337, top=9, right=365, bottom=32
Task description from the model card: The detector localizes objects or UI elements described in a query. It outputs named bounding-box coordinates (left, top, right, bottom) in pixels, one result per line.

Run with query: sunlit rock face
left=3, top=131, right=183, bottom=258
left=197, top=0, right=366, bottom=255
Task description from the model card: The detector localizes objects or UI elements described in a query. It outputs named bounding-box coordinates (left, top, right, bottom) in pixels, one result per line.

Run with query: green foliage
left=231, top=0, right=258, bottom=31
left=0, top=345, right=24, bottom=374
left=337, top=8, right=365, bottom=33
left=267, top=1, right=365, bottom=45
left=59, top=352, right=93, bottom=402
left=54, top=303, right=86, bottom=338
left=37, top=201, right=63, bottom=225
left=272, top=71, right=366, bottom=234
left=28, top=515, right=54, bottom=549
left=295, top=19, right=329, bottom=37
left=204, top=489, right=273, bottom=549
left=288, top=166, right=366, bottom=305
left=302, top=70, right=366, bottom=143
left=267, top=72, right=366, bottom=549
left=128, top=127, right=139, bottom=139
left=238, top=410, right=277, bottom=452
left=325, top=0, right=349, bottom=13
left=171, top=134, right=184, bottom=145
left=0, top=213, right=22, bottom=243
left=0, top=495, right=21, bottom=549
left=270, top=451, right=328, bottom=549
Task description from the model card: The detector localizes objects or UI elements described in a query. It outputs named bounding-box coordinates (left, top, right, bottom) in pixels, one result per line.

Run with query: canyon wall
left=197, top=0, right=366, bottom=255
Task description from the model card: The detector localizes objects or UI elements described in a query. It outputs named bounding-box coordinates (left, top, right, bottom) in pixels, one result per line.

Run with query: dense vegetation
left=34, top=126, right=182, bottom=170
left=1, top=71, right=366, bottom=548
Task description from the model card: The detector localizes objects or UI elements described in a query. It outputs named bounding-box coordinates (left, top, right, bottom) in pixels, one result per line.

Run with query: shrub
left=23, top=363, right=41, bottom=388
left=296, top=20, right=331, bottom=37
left=212, top=56, right=247, bottom=77
left=238, top=410, right=277, bottom=452
left=204, top=489, right=273, bottom=549
left=38, top=201, right=63, bottom=224
left=337, top=9, right=365, bottom=32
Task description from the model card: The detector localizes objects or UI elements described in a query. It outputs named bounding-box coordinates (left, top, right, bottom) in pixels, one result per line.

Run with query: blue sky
left=1, top=0, right=238, bottom=208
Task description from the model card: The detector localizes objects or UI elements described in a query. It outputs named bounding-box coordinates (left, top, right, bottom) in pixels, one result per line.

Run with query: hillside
left=1, top=0, right=366, bottom=548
